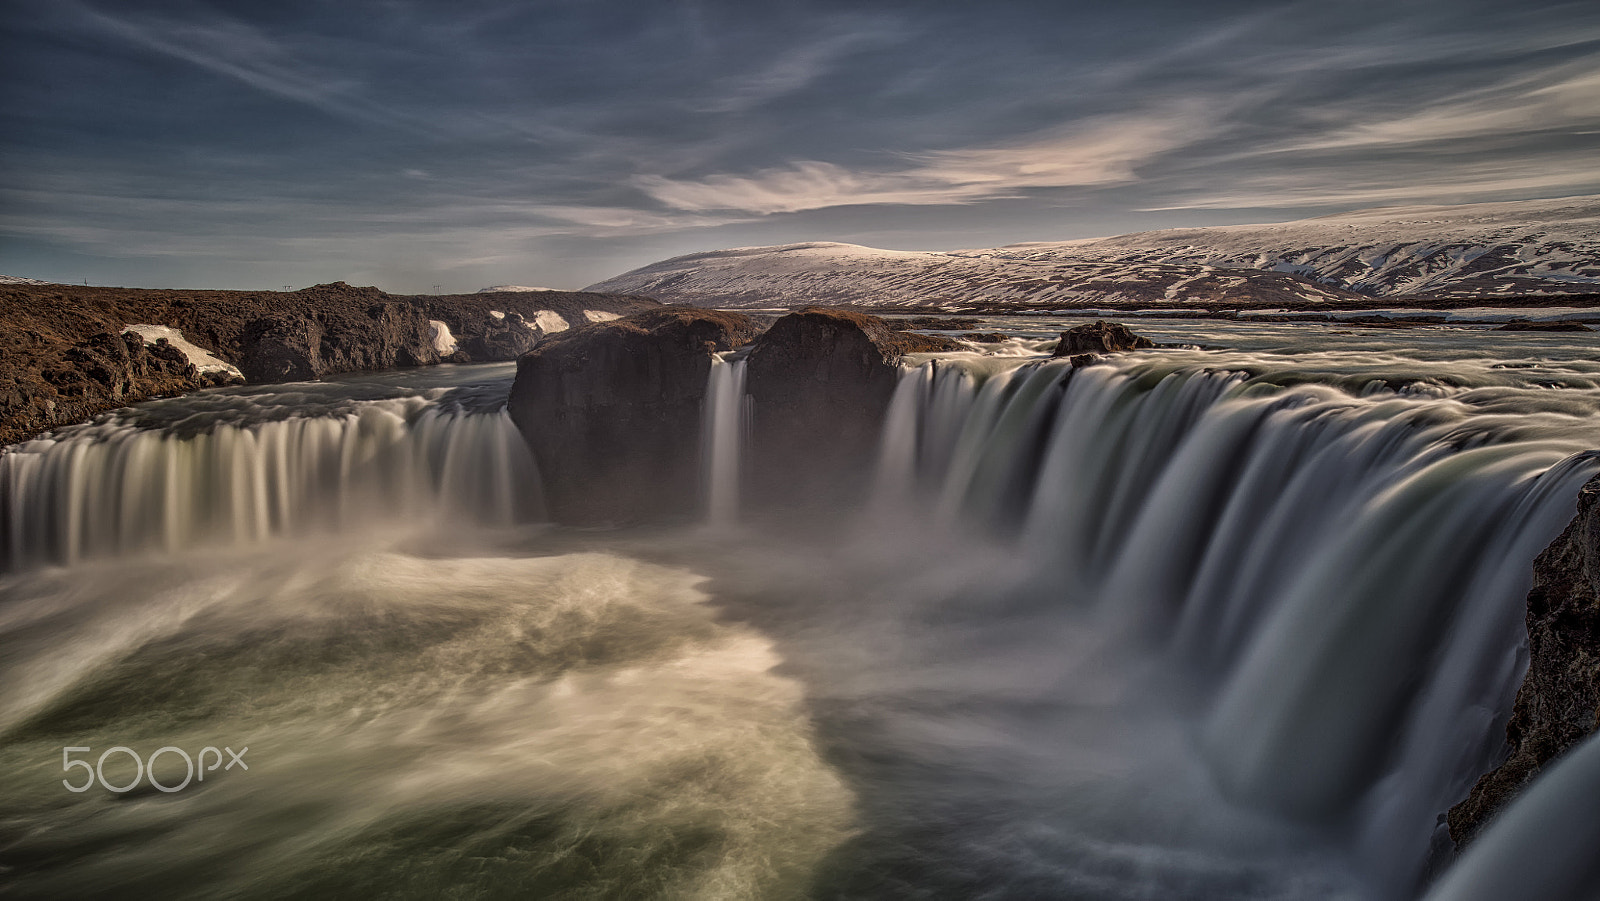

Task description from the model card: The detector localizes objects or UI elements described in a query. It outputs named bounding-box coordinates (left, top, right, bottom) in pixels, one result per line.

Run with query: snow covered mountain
left=0, top=275, right=52, bottom=286
left=587, top=196, right=1600, bottom=309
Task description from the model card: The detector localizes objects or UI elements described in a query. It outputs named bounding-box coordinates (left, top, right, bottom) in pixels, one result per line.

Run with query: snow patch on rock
left=428, top=319, right=458, bottom=355
left=0, top=274, right=53, bottom=285
left=583, top=310, right=622, bottom=323
left=532, top=310, right=569, bottom=333
left=122, top=324, right=243, bottom=378
left=488, top=310, right=506, bottom=320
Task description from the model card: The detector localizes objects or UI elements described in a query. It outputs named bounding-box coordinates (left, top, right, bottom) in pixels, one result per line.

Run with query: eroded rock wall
left=1449, top=473, right=1600, bottom=846
left=238, top=297, right=440, bottom=383
left=0, top=282, right=657, bottom=446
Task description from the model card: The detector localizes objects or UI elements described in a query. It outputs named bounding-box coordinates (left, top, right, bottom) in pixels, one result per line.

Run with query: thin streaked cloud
left=635, top=109, right=1213, bottom=214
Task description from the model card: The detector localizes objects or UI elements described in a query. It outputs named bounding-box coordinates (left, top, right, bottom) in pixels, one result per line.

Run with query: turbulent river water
left=1, top=318, right=1598, bottom=899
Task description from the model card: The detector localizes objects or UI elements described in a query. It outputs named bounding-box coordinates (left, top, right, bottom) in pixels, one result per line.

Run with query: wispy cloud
left=1141, top=146, right=1600, bottom=211
left=635, top=108, right=1212, bottom=215
left=59, top=0, right=434, bottom=133
left=693, top=22, right=903, bottom=114
left=1280, top=60, right=1600, bottom=152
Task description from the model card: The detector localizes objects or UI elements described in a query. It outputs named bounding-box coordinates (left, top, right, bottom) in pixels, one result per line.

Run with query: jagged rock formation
left=240, top=292, right=441, bottom=383
left=1052, top=321, right=1155, bottom=357
left=1450, top=473, right=1600, bottom=847
left=507, top=307, right=759, bottom=525
left=414, top=289, right=656, bottom=355
left=0, top=281, right=655, bottom=446
left=0, top=331, right=203, bottom=445
left=586, top=195, right=1600, bottom=309
left=744, top=307, right=957, bottom=508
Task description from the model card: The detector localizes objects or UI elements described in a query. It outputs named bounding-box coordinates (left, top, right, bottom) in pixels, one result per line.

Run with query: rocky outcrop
left=743, top=307, right=956, bottom=509
left=412, top=290, right=657, bottom=361
left=1052, top=321, right=1155, bottom=357
left=0, top=281, right=657, bottom=446
left=504, top=304, right=956, bottom=523
left=1, top=331, right=203, bottom=444
left=458, top=312, right=542, bottom=361
left=239, top=295, right=440, bottom=383
left=1449, top=473, right=1600, bottom=847
left=507, top=307, right=759, bottom=524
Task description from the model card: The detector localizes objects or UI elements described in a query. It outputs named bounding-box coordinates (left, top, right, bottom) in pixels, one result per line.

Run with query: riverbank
left=0, top=282, right=655, bottom=446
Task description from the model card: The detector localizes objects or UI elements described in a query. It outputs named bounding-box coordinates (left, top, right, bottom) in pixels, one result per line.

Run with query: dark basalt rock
left=1449, top=473, right=1600, bottom=848
left=240, top=314, right=325, bottom=383
left=1495, top=320, right=1595, bottom=332
left=458, top=312, right=541, bottom=361
left=1052, top=320, right=1155, bottom=357
left=507, top=307, right=759, bottom=525
left=743, top=306, right=955, bottom=509
left=240, top=296, right=440, bottom=383
left=1, top=331, right=203, bottom=445
left=53, top=331, right=197, bottom=401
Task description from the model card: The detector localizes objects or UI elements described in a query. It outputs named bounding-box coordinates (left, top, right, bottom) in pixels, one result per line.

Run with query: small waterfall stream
left=702, top=354, right=749, bottom=528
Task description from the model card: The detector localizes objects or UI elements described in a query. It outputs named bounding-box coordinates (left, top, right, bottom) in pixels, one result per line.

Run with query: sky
left=2, top=0, right=1599, bottom=293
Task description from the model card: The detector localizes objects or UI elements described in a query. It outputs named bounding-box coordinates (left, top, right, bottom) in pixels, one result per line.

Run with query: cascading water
left=868, top=349, right=1600, bottom=897
left=702, top=353, right=749, bottom=528
left=0, top=364, right=853, bottom=899
left=3, top=324, right=1600, bottom=899
left=0, top=378, right=543, bottom=571
left=1421, top=728, right=1600, bottom=900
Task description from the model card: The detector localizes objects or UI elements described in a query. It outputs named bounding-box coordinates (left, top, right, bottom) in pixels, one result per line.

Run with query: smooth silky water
left=0, top=323, right=1596, bottom=899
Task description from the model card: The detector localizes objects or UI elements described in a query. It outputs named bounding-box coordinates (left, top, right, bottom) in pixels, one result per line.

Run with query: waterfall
left=870, top=356, right=1600, bottom=896
left=0, top=396, right=544, bottom=571
left=1421, top=729, right=1600, bottom=901
left=702, top=354, right=749, bottom=528
left=869, top=360, right=980, bottom=514
left=5, top=344, right=1598, bottom=897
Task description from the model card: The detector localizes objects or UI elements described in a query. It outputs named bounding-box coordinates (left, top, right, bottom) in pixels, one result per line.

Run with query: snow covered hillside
left=1017, top=195, right=1600, bottom=299
left=587, top=195, right=1600, bottom=309
left=586, top=241, right=1361, bottom=309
